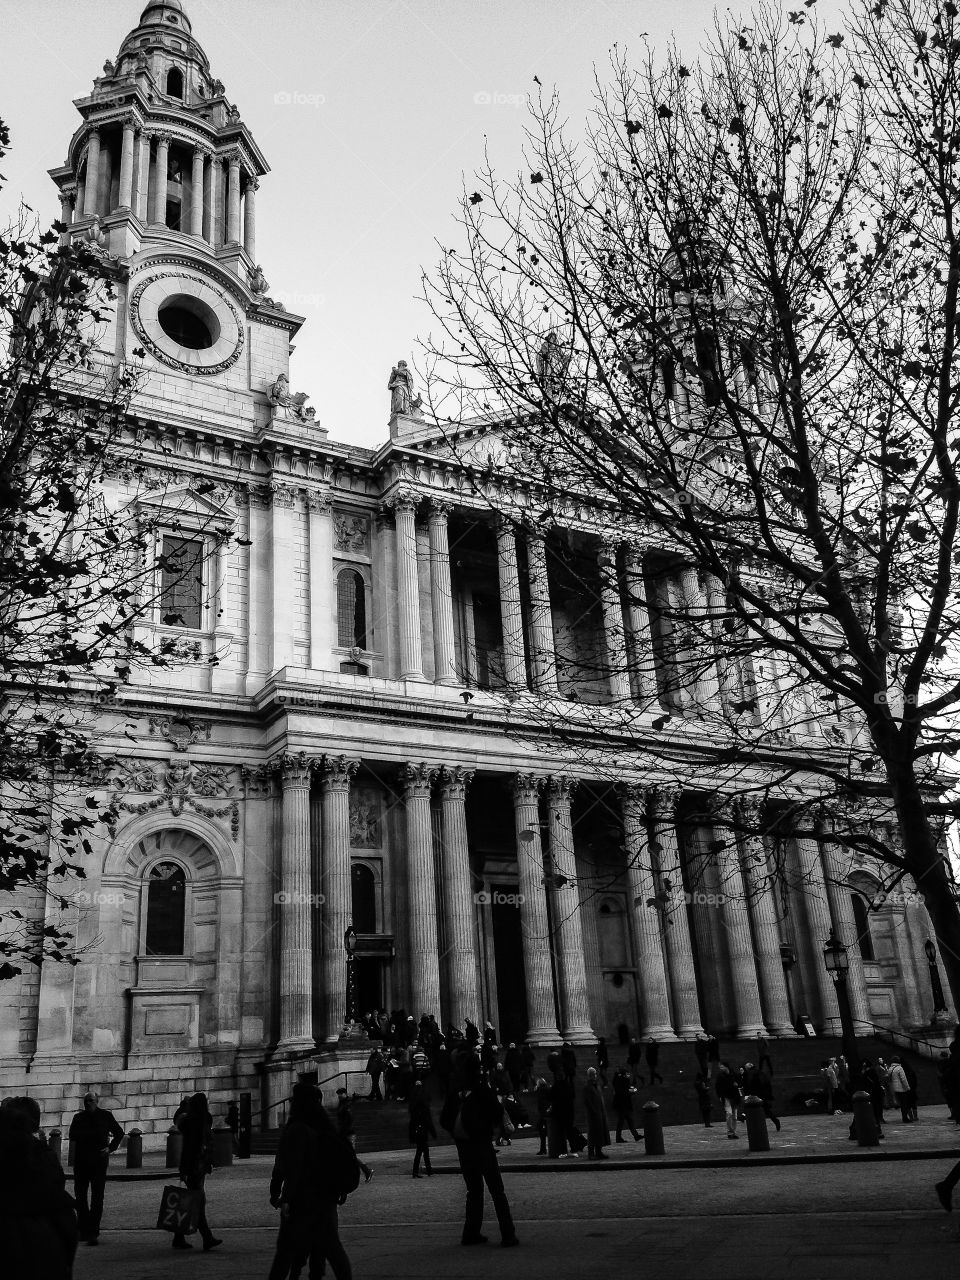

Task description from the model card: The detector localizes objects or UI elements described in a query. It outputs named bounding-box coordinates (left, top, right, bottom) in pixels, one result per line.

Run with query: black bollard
left=744, top=1096, right=770, bottom=1152
left=126, top=1127, right=143, bottom=1169
left=212, top=1126, right=234, bottom=1167
left=165, top=1126, right=183, bottom=1169
left=642, top=1101, right=664, bottom=1155
left=852, top=1091, right=880, bottom=1147
left=238, top=1091, right=252, bottom=1160
left=47, top=1130, right=62, bottom=1164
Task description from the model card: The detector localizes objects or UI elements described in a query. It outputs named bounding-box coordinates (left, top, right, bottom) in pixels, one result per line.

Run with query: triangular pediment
left=135, top=483, right=236, bottom=523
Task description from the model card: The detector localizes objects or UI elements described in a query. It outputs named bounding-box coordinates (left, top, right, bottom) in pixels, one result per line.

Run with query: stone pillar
left=545, top=777, right=594, bottom=1042
left=58, top=188, right=74, bottom=245
left=270, top=483, right=298, bottom=673
left=496, top=517, right=527, bottom=689
left=793, top=834, right=841, bottom=1032
left=526, top=528, right=557, bottom=692
left=734, top=799, right=795, bottom=1034
left=648, top=786, right=704, bottom=1037
left=152, top=133, right=170, bottom=225
left=388, top=491, right=424, bottom=680
left=820, top=833, right=872, bottom=1029
left=682, top=821, right=728, bottom=1032
left=621, top=786, right=677, bottom=1038
left=512, top=775, right=561, bottom=1044
left=118, top=116, right=136, bottom=209
left=703, top=573, right=742, bottom=718
left=190, top=146, right=206, bottom=237
left=679, top=566, right=719, bottom=714
left=319, top=756, right=359, bottom=1042
left=244, top=176, right=258, bottom=258
left=226, top=151, right=242, bottom=244
left=308, top=491, right=333, bottom=670
left=83, top=129, right=101, bottom=218
left=624, top=547, right=658, bottom=710
left=427, top=498, right=457, bottom=685
left=278, top=753, right=316, bottom=1051
left=598, top=542, right=632, bottom=703
left=438, top=766, right=481, bottom=1028
left=135, top=129, right=151, bottom=221
left=402, top=763, right=441, bottom=1017
left=712, top=806, right=766, bottom=1036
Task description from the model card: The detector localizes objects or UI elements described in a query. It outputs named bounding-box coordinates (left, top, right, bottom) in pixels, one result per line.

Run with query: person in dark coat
left=612, top=1066, right=642, bottom=1142
left=743, top=1065, right=780, bottom=1132
left=172, top=1093, right=221, bottom=1252
left=520, top=1043, right=536, bottom=1092
left=503, top=1043, right=522, bottom=1094
left=645, top=1037, right=663, bottom=1086
left=440, top=1058, right=519, bottom=1246
left=715, top=1063, right=742, bottom=1138
left=67, top=1090, right=124, bottom=1246
left=595, top=1037, right=610, bottom=1087
left=560, top=1041, right=577, bottom=1081
left=365, top=1048, right=385, bottom=1102
left=534, top=1077, right=551, bottom=1155
left=549, top=1061, right=579, bottom=1157
left=0, top=1096, right=78, bottom=1280
left=408, top=1082, right=437, bottom=1178
left=583, top=1068, right=610, bottom=1158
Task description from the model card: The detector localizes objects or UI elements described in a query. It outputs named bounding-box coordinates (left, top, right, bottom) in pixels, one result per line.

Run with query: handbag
left=156, top=1183, right=203, bottom=1235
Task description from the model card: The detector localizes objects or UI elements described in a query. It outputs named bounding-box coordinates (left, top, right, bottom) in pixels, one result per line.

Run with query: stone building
left=0, top=0, right=949, bottom=1132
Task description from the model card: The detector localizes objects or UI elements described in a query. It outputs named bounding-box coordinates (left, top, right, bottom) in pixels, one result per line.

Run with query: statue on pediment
left=388, top=360, right=422, bottom=416
left=268, top=372, right=315, bottom=421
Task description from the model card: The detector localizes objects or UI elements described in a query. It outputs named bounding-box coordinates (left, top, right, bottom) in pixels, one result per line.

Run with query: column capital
left=306, top=488, right=332, bottom=513
left=400, top=761, right=438, bottom=797
left=545, top=775, right=577, bottom=802
left=121, top=112, right=138, bottom=131
left=245, top=174, right=260, bottom=192
left=193, top=142, right=212, bottom=159
left=154, top=130, right=173, bottom=146
left=320, top=755, right=360, bottom=792
left=85, top=126, right=102, bottom=143
left=276, top=751, right=318, bottom=787
left=597, top=537, right=622, bottom=566
left=513, top=772, right=545, bottom=801
left=270, top=481, right=298, bottom=509
left=728, top=794, right=765, bottom=827
left=647, top=783, right=683, bottom=818
left=438, top=765, right=474, bottom=800
left=225, top=147, right=243, bottom=168
left=427, top=495, right=455, bottom=519
left=382, top=486, right=421, bottom=517
left=618, top=782, right=646, bottom=821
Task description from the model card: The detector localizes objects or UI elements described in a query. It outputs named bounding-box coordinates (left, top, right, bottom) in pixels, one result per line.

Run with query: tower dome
left=138, top=0, right=192, bottom=34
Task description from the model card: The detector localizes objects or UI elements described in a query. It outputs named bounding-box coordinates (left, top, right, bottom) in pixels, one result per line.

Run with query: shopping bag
left=156, top=1183, right=202, bottom=1235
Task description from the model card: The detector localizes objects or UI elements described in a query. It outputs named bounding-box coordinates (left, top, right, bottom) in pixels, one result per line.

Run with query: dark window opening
left=694, top=332, right=721, bottom=406
left=337, top=569, right=368, bottom=649
left=158, top=297, right=217, bottom=349
left=660, top=356, right=676, bottom=400
left=166, top=68, right=184, bottom=98
left=159, top=534, right=205, bottom=628
left=851, top=894, right=875, bottom=961
left=164, top=198, right=182, bottom=231
left=339, top=661, right=369, bottom=675
left=351, top=864, right=377, bottom=933
left=145, top=862, right=186, bottom=955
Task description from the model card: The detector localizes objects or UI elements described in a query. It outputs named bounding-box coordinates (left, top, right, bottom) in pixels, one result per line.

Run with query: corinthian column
left=226, top=151, right=242, bottom=243
left=427, top=498, right=457, bottom=685
left=793, top=833, right=842, bottom=1032
left=512, top=775, right=561, bottom=1044
left=135, top=129, right=151, bottom=221
left=401, top=763, right=441, bottom=1017
left=438, top=766, right=480, bottom=1027
left=190, top=146, right=206, bottom=237
left=83, top=129, right=101, bottom=218
left=244, top=176, right=259, bottom=257
left=621, top=786, right=677, bottom=1038
left=118, top=115, right=136, bottom=209
left=648, top=785, right=704, bottom=1038
left=152, top=133, right=170, bottom=225
left=496, top=517, right=527, bottom=689
left=319, top=755, right=359, bottom=1042
left=624, top=547, right=658, bottom=710
left=278, top=753, right=316, bottom=1051
left=545, top=777, right=594, bottom=1042
left=734, top=798, right=795, bottom=1034
left=599, top=542, right=632, bottom=703
left=525, top=528, right=558, bottom=692
left=820, top=832, right=872, bottom=1029
left=712, top=804, right=765, bottom=1036
left=387, top=491, right=424, bottom=680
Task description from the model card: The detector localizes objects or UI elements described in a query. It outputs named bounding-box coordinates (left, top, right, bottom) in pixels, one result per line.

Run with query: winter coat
left=583, top=1081, right=610, bottom=1148
left=889, top=1064, right=910, bottom=1095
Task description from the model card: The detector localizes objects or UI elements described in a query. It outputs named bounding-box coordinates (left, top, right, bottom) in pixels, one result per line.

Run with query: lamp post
left=924, top=937, right=951, bottom=1025
left=822, top=928, right=860, bottom=1075
left=344, top=924, right=359, bottom=1030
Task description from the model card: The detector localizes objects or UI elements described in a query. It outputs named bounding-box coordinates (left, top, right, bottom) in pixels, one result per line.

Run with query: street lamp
left=822, top=928, right=860, bottom=1075
left=344, top=924, right=359, bottom=1029
left=924, top=937, right=950, bottom=1022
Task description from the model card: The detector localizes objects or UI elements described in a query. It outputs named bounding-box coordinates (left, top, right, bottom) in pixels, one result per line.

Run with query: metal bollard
left=47, top=1130, right=62, bottom=1164
left=238, top=1091, right=252, bottom=1160
left=744, top=1096, right=770, bottom=1152
left=165, top=1126, right=183, bottom=1169
left=211, top=1126, right=234, bottom=1167
left=126, top=1127, right=143, bottom=1169
left=642, top=1101, right=664, bottom=1155
left=852, top=1091, right=880, bottom=1147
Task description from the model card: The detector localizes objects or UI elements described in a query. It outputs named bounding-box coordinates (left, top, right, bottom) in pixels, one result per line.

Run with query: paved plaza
left=69, top=1108, right=960, bottom=1279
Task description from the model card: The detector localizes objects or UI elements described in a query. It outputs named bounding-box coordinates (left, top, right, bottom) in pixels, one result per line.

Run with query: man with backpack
left=440, top=1057, right=519, bottom=1247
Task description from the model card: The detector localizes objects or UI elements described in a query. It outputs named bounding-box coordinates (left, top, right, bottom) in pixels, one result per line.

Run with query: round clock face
left=129, top=271, right=244, bottom=374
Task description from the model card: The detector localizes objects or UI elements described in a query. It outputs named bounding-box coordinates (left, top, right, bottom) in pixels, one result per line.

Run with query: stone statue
left=268, top=373, right=313, bottom=421
left=248, top=263, right=269, bottom=296
left=102, top=59, right=115, bottom=77
left=537, top=329, right=569, bottom=397
left=388, top=360, right=422, bottom=416
left=84, top=215, right=108, bottom=251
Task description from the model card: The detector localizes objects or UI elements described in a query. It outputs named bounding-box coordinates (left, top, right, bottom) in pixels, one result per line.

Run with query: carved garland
left=108, top=760, right=240, bottom=840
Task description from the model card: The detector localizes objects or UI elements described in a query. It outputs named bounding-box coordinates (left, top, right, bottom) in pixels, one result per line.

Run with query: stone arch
left=102, top=810, right=241, bottom=881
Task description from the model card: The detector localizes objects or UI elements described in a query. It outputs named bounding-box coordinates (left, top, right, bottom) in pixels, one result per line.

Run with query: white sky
left=1, top=0, right=844, bottom=450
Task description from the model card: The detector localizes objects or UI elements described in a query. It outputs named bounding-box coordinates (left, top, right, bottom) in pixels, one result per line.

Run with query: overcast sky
left=2, top=0, right=844, bottom=450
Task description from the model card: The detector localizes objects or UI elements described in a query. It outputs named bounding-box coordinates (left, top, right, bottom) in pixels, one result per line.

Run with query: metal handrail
left=250, top=1069, right=370, bottom=1131
left=851, top=1019, right=953, bottom=1061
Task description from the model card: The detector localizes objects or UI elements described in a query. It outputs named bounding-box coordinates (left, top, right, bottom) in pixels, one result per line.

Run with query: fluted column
left=712, top=805, right=766, bottom=1036
left=308, top=491, right=334, bottom=670
left=512, top=774, right=561, bottom=1044
left=793, top=833, right=841, bottom=1032
left=648, top=785, right=705, bottom=1037
left=703, top=572, right=743, bottom=718
left=427, top=498, right=457, bottom=685
left=319, top=755, right=359, bottom=1042
left=58, top=188, right=75, bottom=246
left=135, top=129, right=151, bottom=221
left=190, top=146, right=206, bottom=237
left=118, top=116, right=136, bottom=209
left=621, top=786, right=677, bottom=1038
left=545, top=777, right=594, bottom=1042
left=244, top=176, right=258, bottom=257
left=152, top=133, right=170, bottom=224
left=820, top=832, right=872, bottom=1029
left=624, top=547, right=658, bottom=710
left=402, top=763, right=441, bottom=1017
left=679, top=566, right=719, bottom=714
left=734, top=799, right=795, bottom=1034
left=83, top=129, right=101, bottom=217
left=496, top=517, right=527, bottom=689
left=388, top=491, right=424, bottom=679
left=226, top=151, right=242, bottom=243
left=438, top=766, right=480, bottom=1028
left=599, top=542, right=632, bottom=703
left=526, top=528, right=557, bottom=692
left=682, top=822, right=728, bottom=1031
left=278, top=753, right=316, bottom=1051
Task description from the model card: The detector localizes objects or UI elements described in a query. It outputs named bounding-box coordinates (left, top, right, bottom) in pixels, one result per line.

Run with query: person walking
left=172, top=1092, right=221, bottom=1252
left=582, top=1068, right=610, bottom=1159
left=503, top=1043, right=522, bottom=1094
left=68, top=1090, right=124, bottom=1246
left=440, top=1057, right=519, bottom=1247
left=548, top=1058, right=579, bottom=1158
left=612, top=1066, right=642, bottom=1142
left=715, top=1063, right=742, bottom=1139
left=756, top=1032, right=774, bottom=1077
left=1, top=1096, right=78, bottom=1280
left=408, top=1082, right=436, bottom=1178
left=820, top=1060, right=838, bottom=1113
left=888, top=1058, right=912, bottom=1122
left=645, top=1037, right=664, bottom=1086
left=520, top=1043, right=536, bottom=1092
left=560, top=1041, right=577, bottom=1081
left=226, top=1101, right=240, bottom=1157
left=534, top=1077, right=551, bottom=1155
left=334, top=1089, right=374, bottom=1182
left=365, top=1047, right=385, bottom=1102
left=743, top=1064, right=780, bottom=1132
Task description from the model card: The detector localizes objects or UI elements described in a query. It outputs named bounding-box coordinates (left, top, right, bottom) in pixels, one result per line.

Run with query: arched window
left=351, top=864, right=377, bottom=933
left=851, top=893, right=876, bottom=962
left=145, top=862, right=186, bottom=955
left=337, top=569, right=367, bottom=649
left=166, top=67, right=184, bottom=98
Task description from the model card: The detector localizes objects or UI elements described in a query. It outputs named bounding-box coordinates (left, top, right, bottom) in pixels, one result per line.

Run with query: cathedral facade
left=0, top=1, right=948, bottom=1133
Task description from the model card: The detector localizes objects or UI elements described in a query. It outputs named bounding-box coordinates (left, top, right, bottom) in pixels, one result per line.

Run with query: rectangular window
left=159, top=534, right=205, bottom=630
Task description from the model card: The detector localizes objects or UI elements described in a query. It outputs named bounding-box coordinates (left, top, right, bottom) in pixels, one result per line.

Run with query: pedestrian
left=440, top=1056, right=519, bottom=1247
left=503, top=1043, right=522, bottom=1094
left=820, top=1059, right=838, bottom=1113
left=534, top=1077, right=551, bottom=1155
left=226, top=1101, right=240, bottom=1156
left=268, top=1083, right=354, bottom=1280
left=936, top=1161, right=960, bottom=1213
left=172, top=1092, right=221, bottom=1252
left=365, top=1046, right=385, bottom=1102
left=560, top=1041, right=578, bottom=1081
left=582, top=1067, right=610, bottom=1159
left=694, top=1073, right=712, bottom=1127
left=411, top=1042, right=431, bottom=1085
left=68, top=1089, right=124, bottom=1247
left=888, top=1058, right=912, bottom=1122
left=627, top=1037, right=644, bottom=1086
left=902, top=1059, right=919, bottom=1121
left=548, top=1056, right=580, bottom=1158
left=694, top=1034, right=709, bottom=1080
left=334, top=1089, right=374, bottom=1182
left=408, top=1081, right=436, bottom=1178
left=1, top=1096, right=78, bottom=1280
left=835, top=1056, right=851, bottom=1108
left=938, top=1051, right=960, bottom=1123
left=756, top=1031, right=773, bottom=1076
left=743, top=1064, right=780, bottom=1131
left=645, top=1037, right=663, bottom=1086
left=715, top=1062, right=742, bottom=1139
left=520, top=1042, right=536, bottom=1092
left=611, top=1066, right=642, bottom=1142
left=877, top=1057, right=895, bottom=1110
left=595, top=1036, right=610, bottom=1087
